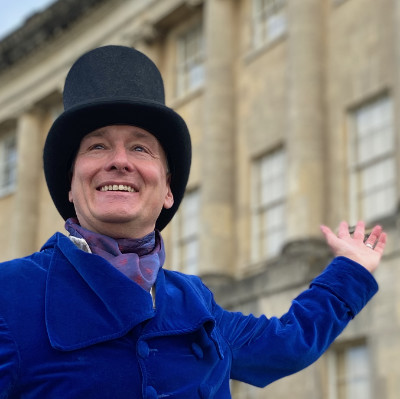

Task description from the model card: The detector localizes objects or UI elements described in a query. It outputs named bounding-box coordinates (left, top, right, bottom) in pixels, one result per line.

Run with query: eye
left=89, top=143, right=106, bottom=150
left=133, top=145, right=146, bottom=152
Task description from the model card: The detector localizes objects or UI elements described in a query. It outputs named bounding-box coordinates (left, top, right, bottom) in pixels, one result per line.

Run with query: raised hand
left=320, top=220, right=387, bottom=273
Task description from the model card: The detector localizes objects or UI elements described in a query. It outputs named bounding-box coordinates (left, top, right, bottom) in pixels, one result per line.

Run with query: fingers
left=374, top=232, right=387, bottom=255
left=366, top=225, right=383, bottom=244
left=320, top=225, right=336, bottom=243
left=320, top=220, right=386, bottom=272
left=333, top=221, right=380, bottom=244
left=322, top=220, right=387, bottom=254
left=365, top=225, right=386, bottom=253
left=352, top=221, right=365, bottom=241
left=337, top=221, right=350, bottom=239
left=320, top=224, right=341, bottom=254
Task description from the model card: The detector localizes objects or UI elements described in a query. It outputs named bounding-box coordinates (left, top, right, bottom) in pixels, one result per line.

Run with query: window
left=349, top=96, right=396, bottom=223
left=0, top=132, right=17, bottom=197
left=251, top=149, right=286, bottom=262
left=173, top=189, right=200, bottom=275
left=252, top=0, right=287, bottom=49
left=176, top=23, right=205, bottom=97
left=328, top=343, right=371, bottom=399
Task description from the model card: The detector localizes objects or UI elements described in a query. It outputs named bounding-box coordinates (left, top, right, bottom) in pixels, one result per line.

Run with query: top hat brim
left=43, top=98, right=191, bottom=232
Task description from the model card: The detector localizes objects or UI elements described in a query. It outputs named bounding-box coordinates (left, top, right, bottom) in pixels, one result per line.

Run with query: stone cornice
left=0, top=0, right=108, bottom=72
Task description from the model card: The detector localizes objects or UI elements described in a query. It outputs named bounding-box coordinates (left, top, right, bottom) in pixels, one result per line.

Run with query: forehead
left=81, top=125, right=159, bottom=145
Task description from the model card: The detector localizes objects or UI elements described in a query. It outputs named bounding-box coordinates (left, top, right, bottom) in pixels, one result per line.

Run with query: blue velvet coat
left=0, top=233, right=378, bottom=398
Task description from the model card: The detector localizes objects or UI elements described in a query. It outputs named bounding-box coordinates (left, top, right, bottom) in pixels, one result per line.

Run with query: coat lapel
left=45, top=233, right=155, bottom=351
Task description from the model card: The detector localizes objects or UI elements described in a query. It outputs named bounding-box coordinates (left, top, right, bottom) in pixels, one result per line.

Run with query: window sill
left=243, top=32, right=287, bottom=66
left=0, top=186, right=16, bottom=199
left=169, top=86, right=204, bottom=109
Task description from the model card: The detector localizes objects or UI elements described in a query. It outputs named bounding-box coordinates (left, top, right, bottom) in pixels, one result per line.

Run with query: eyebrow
left=84, top=128, right=156, bottom=142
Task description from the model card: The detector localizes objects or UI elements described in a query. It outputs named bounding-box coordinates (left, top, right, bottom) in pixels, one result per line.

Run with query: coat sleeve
left=213, top=256, right=378, bottom=387
left=0, top=316, right=19, bottom=397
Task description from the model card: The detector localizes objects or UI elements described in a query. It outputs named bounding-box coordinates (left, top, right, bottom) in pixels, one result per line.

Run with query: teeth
left=100, top=185, right=136, bottom=192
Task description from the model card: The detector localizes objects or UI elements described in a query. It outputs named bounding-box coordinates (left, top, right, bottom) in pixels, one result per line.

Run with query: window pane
left=335, top=344, right=371, bottom=399
left=264, top=203, right=285, bottom=257
left=345, top=346, right=371, bottom=399
left=350, top=96, right=396, bottom=222
left=252, top=150, right=286, bottom=261
left=176, top=24, right=204, bottom=97
left=0, top=133, right=17, bottom=196
left=176, top=190, right=200, bottom=274
left=252, top=0, right=287, bottom=48
left=355, top=96, right=392, bottom=163
left=183, top=239, right=198, bottom=275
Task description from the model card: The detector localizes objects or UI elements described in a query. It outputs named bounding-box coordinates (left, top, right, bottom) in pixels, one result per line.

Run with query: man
left=0, top=45, right=386, bottom=398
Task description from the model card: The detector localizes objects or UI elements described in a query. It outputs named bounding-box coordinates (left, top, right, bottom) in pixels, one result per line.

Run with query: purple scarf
left=65, top=218, right=165, bottom=292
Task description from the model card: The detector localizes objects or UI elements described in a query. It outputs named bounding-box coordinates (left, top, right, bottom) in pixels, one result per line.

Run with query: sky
left=0, top=0, right=57, bottom=40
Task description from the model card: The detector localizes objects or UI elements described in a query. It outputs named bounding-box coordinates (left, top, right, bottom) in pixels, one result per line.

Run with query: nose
left=105, top=146, right=134, bottom=172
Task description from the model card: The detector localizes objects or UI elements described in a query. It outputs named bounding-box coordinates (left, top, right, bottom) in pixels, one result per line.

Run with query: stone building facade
left=0, top=0, right=399, bottom=397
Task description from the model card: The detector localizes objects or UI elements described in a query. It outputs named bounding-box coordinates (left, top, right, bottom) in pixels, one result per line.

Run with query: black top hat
left=43, top=45, right=191, bottom=231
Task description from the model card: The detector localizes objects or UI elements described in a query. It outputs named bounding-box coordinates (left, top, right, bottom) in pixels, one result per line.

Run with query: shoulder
left=0, top=232, right=67, bottom=273
left=0, top=243, right=53, bottom=279
left=0, top=253, right=46, bottom=281
left=164, top=269, right=213, bottom=294
left=162, top=269, right=216, bottom=310
left=0, top=234, right=64, bottom=305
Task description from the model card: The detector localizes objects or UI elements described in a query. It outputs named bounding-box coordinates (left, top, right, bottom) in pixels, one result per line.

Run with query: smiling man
left=0, top=45, right=387, bottom=398
left=69, top=125, right=174, bottom=239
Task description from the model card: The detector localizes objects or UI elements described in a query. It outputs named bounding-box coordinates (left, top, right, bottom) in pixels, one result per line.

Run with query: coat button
left=137, top=340, right=150, bottom=359
left=145, top=386, right=158, bottom=399
left=191, top=342, right=204, bottom=359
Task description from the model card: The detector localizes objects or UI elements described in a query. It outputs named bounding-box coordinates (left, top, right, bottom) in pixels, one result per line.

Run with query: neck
left=79, top=220, right=155, bottom=240
left=65, top=217, right=164, bottom=292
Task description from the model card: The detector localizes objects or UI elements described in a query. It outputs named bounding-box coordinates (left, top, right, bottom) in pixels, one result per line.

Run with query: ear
left=68, top=169, right=74, bottom=203
left=163, top=175, right=174, bottom=210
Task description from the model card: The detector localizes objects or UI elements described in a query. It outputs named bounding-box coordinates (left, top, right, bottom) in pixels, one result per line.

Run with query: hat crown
left=63, top=45, right=165, bottom=111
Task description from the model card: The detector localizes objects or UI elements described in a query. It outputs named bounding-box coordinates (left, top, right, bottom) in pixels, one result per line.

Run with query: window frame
left=252, top=0, right=287, bottom=50
left=175, top=23, right=205, bottom=98
left=327, top=341, right=372, bottom=399
left=0, top=131, right=17, bottom=198
left=171, top=188, right=200, bottom=275
left=251, top=148, right=286, bottom=262
left=348, top=95, right=397, bottom=224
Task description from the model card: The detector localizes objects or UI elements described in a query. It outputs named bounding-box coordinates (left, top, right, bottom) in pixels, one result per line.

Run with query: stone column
left=285, top=0, right=326, bottom=241
left=393, top=0, right=400, bottom=210
left=199, top=0, right=236, bottom=279
left=12, top=110, right=42, bottom=257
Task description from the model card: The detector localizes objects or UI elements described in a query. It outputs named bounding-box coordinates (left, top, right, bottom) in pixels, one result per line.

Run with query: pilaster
left=285, top=0, right=326, bottom=240
left=199, top=0, right=236, bottom=277
left=12, top=110, right=42, bottom=257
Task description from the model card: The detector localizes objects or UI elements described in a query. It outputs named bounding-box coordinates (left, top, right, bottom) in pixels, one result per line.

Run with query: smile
left=99, top=185, right=137, bottom=192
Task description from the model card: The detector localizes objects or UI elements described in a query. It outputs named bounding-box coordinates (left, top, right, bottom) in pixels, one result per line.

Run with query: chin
left=98, top=213, right=138, bottom=224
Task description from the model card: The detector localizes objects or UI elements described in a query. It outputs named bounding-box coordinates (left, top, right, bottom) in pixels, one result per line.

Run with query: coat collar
left=44, top=233, right=221, bottom=357
left=45, top=233, right=155, bottom=351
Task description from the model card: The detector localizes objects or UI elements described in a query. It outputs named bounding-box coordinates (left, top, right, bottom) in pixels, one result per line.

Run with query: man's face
left=68, top=125, right=174, bottom=238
